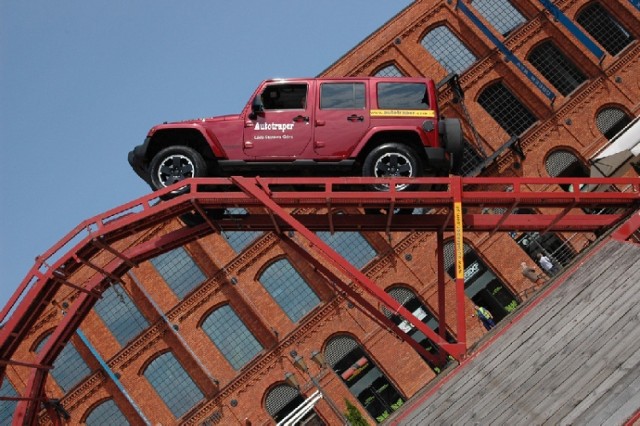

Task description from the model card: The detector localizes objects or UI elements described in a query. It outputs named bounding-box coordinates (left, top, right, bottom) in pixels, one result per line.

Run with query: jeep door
left=313, top=81, right=370, bottom=158
left=243, top=82, right=313, bottom=158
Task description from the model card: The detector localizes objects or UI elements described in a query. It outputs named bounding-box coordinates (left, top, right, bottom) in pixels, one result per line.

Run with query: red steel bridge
left=1, top=176, right=639, bottom=425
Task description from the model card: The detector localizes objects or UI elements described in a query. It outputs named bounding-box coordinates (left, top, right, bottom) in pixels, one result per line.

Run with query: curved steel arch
left=1, top=176, right=638, bottom=425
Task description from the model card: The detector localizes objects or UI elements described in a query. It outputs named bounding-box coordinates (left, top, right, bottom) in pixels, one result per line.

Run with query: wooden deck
left=391, top=240, right=640, bottom=425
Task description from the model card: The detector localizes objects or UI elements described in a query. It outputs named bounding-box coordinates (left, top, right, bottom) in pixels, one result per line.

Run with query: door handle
left=293, top=115, right=310, bottom=123
left=347, top=114, right=364, bottom=122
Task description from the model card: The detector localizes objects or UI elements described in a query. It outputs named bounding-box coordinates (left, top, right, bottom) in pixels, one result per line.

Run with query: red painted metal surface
left=0, top=176, right=638, bottom=424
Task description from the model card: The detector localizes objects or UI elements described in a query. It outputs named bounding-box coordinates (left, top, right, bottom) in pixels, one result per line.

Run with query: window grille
left=93, top=284, right=149, bottom=347
left=576, top=2, right=634, bottom=55
left=259, top=259, right=320, bottom=322
left=150, top=247, right=206, bottom=299
left=316, top=232, right=376, bottom=270
left=385, top=287, right=417, bottom=314
left=460, top=140, right=485, bottom=176
left=545, top=150, right=581, bottom=177
left=421, top=25, right=477, bottom=74
left=265, top=385, right=300, bottom=417
left=596, top=107, right=632, bottom=140
left=143, top=352, right=203, bottom=419
left=478, top=82, right=537, bottom=137
left=443, top=241, right=471, bottom=275
left=472, top=0, right=526, bottom=36
left=35, top=333, right=91, bottom=393
left=0, top=379, right=18, bottom=424
left=223, top=208, right=262, bottom=253
left=374, top=64, right=404, bottom=77
left=201, top=305, right=263, bottom=370
left=85, top=399, right=130, bottom=426
left=528, top=41, right=587, bottom=96
left=324, top=335, right=359, bottom=368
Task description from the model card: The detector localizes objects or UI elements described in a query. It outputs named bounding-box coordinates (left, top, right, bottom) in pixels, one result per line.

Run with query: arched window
left=0, top=379, right=18, bottom=424
left=265, top=384, right=323, bottom=424
left=34, top=332, right=91, bottom=393
left=528, top=41, right=587, bottom=96
left=201, top=304, right=263, bottom=370
left=472, top=0, right=526, bottom=36
left=421, top=25, right=477, bottom=74
left=142, top=352, right=203, bottom=419
left=85, top=399, right=129, bottom=426
left=150, top=247, right=206, bottom=299
left=460, top=140, right=485, bottom=176
left=478, top=81, right=537, bottom=137
left=222, top=208, right=263, bottom=252
left=259, top=259, right=320, bottom=322
left=576, top=2, right=634, bottom=55
left=325, top=335, right=404, bottom=423
left=596, top=107, right=633, bottom=140
left=317, top=231, right=376, bottom=270
left=443, top=241, right=519, bottom=320
left=93, top=284, right=149, bottom=347
left=545, top=150, right=589, bottom=180
left=382, top=286, right=454, bottom=373
left=374, top=64, right=404, bottom=77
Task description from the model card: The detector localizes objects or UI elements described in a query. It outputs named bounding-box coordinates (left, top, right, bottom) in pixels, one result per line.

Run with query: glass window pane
left=223, top=208, right=263, bottom=253
left=35, top=333, right=91, bottom=393
left=261, top=84, right=308, bottom=110
left=377, top=83, right=430, bottom=109
left=150, top=247, right=206, bottom=299
left=528, top=41, right=587, bottom=96
left=201, top=305, right=263, bottom=369
left=472, top=0, right=526, bottom=36
left=374, top=64, right=404, bottom=77
left=460, top=140, right=485, bottom=176
left=317, top=232, right=376, bottom=270
left=260, top=259, right=320, bottom=322
left=0, top=379, right=18, bottom=424
left=93, top=285, right=149, bottom=346
left=85, top=399, right=130, bottom=426
left=478, top=82, right=537, bottom=137
left=143, top=352, right=203, bottom=419
left=320, top=83, right=366, bottom=109
left=421, top=26, right=477, bottom=74
left=577, top=3, right=634, bottom=55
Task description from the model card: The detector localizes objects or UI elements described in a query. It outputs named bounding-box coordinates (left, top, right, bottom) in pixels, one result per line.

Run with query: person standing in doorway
left=474, top=305, right=495, bottom=330
left=536, top=253, right=556, bottom=277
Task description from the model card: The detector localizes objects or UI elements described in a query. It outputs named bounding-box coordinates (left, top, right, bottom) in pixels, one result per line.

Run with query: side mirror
left=249, top=95, right=264, bottom=119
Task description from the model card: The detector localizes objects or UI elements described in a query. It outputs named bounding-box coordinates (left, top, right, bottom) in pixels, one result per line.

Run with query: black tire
left=362, top=143, right=421, bottom=215
left=149, top=146, right=208, bottom=193
left=442, top=118, right=463, bottom=175
left=362, top=143, right=422, bottom=191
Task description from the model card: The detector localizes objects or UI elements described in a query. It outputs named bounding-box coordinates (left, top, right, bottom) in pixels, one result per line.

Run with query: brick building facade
left=2, top=0, right=639, bottom=424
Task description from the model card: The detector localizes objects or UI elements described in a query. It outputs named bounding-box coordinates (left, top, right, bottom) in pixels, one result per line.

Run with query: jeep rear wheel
left=150, top=146, right=207, bottom=193
left=362, top=143, right=421, bottom=191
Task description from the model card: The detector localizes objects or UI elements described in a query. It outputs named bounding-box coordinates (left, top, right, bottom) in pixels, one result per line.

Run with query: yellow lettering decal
left=454, top=202, right=464, bottom=279
left=370, top=109, right=436, bottom=118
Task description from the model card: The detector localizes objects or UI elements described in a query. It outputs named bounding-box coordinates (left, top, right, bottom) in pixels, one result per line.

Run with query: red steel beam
left=1, top=176, right=638, bottom=424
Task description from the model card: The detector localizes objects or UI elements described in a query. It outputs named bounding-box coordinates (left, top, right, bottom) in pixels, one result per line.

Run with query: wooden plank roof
left=392, top=239, right=640, bottom=425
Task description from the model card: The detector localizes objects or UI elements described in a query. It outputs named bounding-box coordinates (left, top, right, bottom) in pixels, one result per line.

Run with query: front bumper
left=128, top=138, right=153, bottom=187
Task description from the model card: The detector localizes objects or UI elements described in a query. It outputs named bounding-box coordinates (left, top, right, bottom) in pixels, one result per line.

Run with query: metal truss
left=1, top=176, right=638, bottom=425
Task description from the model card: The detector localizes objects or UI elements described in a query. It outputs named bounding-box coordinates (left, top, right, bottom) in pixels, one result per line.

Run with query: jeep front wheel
left=149, top=146, right=207, bottom=192
left=362, top=143, right=421, bottom=191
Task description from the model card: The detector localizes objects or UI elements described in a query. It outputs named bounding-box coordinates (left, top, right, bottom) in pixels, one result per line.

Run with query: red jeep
left=128, top=77, right=462, bottom=192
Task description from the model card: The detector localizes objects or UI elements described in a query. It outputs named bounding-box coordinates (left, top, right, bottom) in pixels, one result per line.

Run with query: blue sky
left=0, top=2, right=413, bottom=313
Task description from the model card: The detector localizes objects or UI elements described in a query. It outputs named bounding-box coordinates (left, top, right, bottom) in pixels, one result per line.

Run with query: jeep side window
left=320, top=83, right=366, bottom=109
left=377, top=83, right=430, bottom=109
left=261, top=83, right=308, bottom=110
